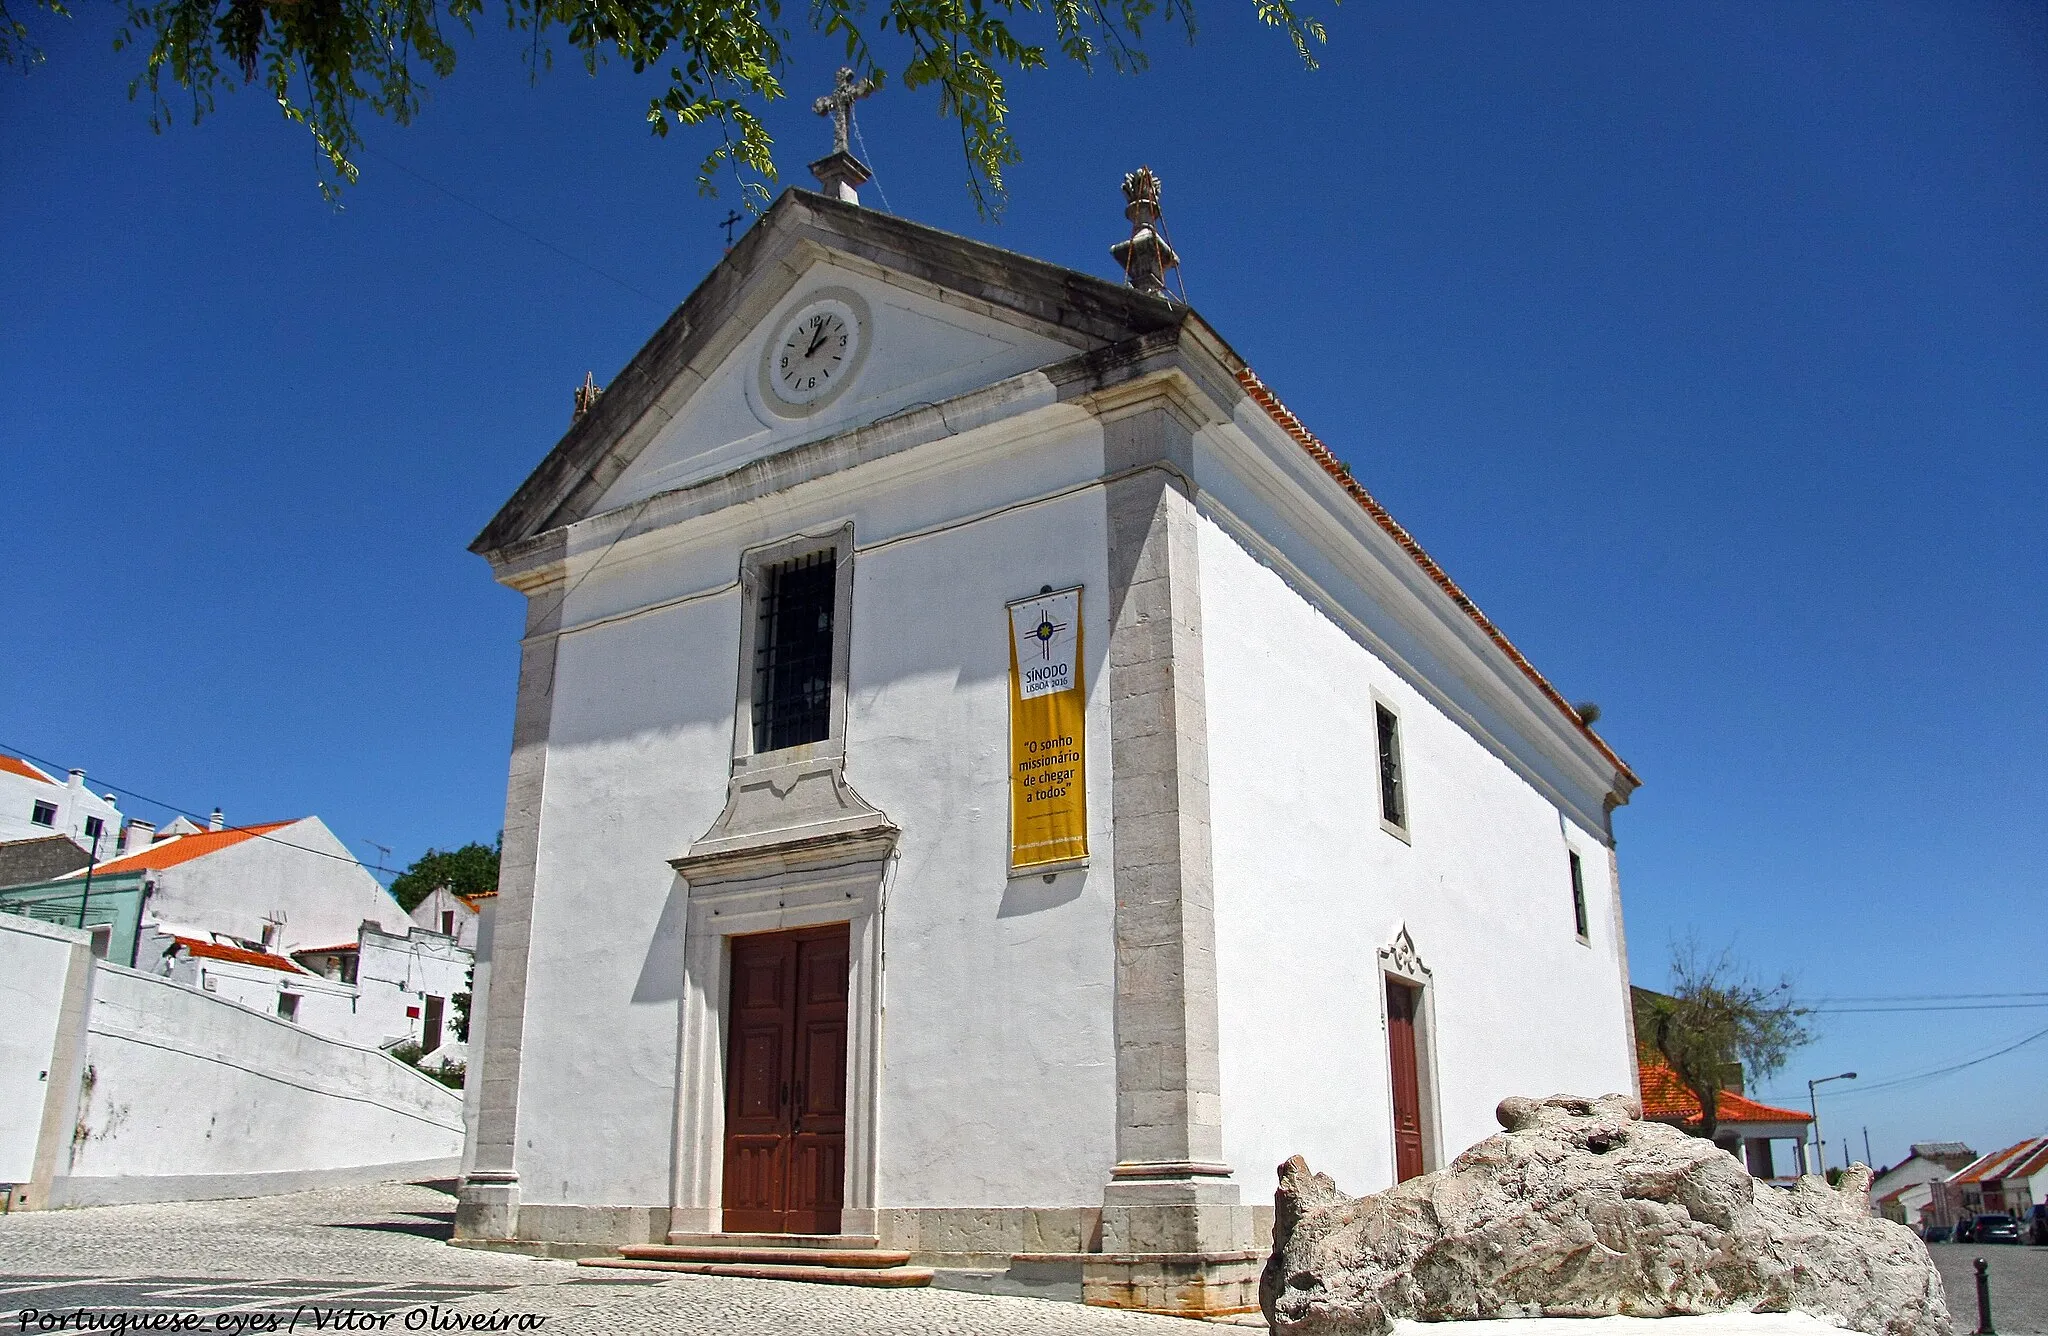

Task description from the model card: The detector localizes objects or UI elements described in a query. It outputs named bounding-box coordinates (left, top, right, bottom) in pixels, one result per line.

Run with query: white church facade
left=455, top=179, right=1640, bottom=1314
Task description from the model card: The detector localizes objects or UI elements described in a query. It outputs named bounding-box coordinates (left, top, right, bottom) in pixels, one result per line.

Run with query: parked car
left=1922, top=1224, right=1954, bottom=1243
left=1971, top=1213, right=2022, bottom=1244
left=1954, top=1218, right=1976, bottom=1243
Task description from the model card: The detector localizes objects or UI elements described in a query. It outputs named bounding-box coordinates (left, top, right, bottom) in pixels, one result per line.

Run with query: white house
left=1872, top=1142, right=1976, bottom=1227
left=0, top=756, right=123, bottom=856
left=454, top=177, right=1640, bottom=1314
left=77, top=813, right=412, bottom=959
left=408, top=885, right=485, bottom=950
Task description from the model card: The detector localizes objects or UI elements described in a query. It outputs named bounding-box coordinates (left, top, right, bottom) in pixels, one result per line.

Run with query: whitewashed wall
left=53, top=963, right=462, bottom=1206
left=515, top=410, right=1119, bottom=1216
left=0, top=914, right=86, bottom=1185
left=145, top=816, right=410, bottom=954
left=1198, top=514, right=1634, bottom=1199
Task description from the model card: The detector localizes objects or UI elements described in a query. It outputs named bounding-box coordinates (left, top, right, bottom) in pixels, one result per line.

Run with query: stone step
left=577, top=1257, right=934, bottom=1287
left=666, top=1232, right=880, bottom=1250
left=619, top=1243, right=913, bottom=1268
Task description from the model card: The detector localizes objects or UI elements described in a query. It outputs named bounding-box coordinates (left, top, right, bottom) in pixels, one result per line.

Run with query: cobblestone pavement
left=1931, top=1242, right=2048, bottom=1334
left=0, top=1182, right=1223, bottom=1335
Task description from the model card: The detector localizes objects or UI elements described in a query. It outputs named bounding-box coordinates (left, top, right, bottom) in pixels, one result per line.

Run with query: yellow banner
left=1009, top=587, right=1088, bottom=870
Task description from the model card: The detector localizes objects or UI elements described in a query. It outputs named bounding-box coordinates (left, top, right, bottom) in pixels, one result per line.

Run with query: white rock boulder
left=1261, top=1093, right=1949, bottom=1336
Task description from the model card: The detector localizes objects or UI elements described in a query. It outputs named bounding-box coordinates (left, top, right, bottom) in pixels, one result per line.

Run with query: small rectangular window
left=31, top=800, right=57, bottom=827
left=1569, top=850, right=1590, bottom=940
left=752, top=549, right=838, bottom=753
left=277, top=993, right=300, bottom=1022
left=340, top=954, right=358, bottom=985
left=441, top=910, right=455, bottom=936
left=1375, top=703, right=1407, bottom=833
left=83, top=816, right=104, bottom=842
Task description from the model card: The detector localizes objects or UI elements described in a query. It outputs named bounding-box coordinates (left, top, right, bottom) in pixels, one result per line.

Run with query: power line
left=0, top=742, right=399, bottom=883
left=1812, top=992, right=2048, bottom=1003
left=359, top=144, right=671, bottom=309
left=1762, top=1023, right=2048, bottom=1104
left=1807, top=1003, right=2048, bottom=1014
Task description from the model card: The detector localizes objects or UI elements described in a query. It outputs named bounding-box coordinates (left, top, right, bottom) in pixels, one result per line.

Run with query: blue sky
left=2, top=1, right=2042, bottom=1169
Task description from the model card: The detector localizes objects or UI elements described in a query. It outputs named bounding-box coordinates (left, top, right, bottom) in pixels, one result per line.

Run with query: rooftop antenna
left=361, top=840, right=393, bottom=882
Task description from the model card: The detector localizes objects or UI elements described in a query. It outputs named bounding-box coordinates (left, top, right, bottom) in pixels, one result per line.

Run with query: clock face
left=765, top=297, right=864, bottom=410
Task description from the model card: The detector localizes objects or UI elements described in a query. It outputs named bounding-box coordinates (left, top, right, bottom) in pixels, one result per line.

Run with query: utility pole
left=1808, top=1071, right=1858, bottom=1175
left=76, top=825, right=103, bottom=929
left=1864, top=1127, right=1873, bottom=1169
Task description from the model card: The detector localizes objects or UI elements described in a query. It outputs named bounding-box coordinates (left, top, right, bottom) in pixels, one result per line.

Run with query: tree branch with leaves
left=4, top=0, right=1331, bottom=209
left=1633, top=941, right=1814, bottom=1143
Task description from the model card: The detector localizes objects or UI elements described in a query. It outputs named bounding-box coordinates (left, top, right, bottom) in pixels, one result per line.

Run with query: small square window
left=277, top=993, right=300, bottom=1022
left=31, top=800, right=57, bottom=827
left=1374, top=703, right=1407, bottom=834
left=83, top=816, right=104, bottom=842
left=1569, top=850, right=1590, bottom=941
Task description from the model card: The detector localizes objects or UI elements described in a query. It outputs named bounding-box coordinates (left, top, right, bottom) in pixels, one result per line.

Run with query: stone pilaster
left=456, top=558, right=564, bottom=1243
left=1098, top=400, right=1249, bottom=1269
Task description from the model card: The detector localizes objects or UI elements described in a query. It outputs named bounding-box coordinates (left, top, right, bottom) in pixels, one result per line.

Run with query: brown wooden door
left=1386, top=979, right=1426, bottom=1183
left=723, top=924, right=849, bottom=1234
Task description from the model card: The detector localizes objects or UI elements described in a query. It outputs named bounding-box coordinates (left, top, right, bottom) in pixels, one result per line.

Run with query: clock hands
left=805, top=322, right=831, bottom=357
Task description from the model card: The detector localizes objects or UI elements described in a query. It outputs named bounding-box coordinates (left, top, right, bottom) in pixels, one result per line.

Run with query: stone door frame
left=1377, top=923, right=1445, bottom=1178
left=668, top=835, right=891, bottom=1236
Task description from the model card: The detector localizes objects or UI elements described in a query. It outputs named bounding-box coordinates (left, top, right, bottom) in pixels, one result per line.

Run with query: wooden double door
left=722, top=924, right=849, bottom=1234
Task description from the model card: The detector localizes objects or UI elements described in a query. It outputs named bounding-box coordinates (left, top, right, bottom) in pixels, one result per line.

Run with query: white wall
left=56, top=962, right=462, bottom=1206
left=146, top=816, right=411, bottom=953
left=1198, top=514, right=1635, bottom=1199
left=0, top=766, right=121, bottom=852
left=514, top=408, right=1119, bottom=1214
left=410, top=888, right=481, bottom=949
left=0, top=914, right=84, bottom=1183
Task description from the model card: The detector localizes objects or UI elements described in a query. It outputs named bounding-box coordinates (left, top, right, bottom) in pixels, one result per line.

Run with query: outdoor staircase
left=576, top=1233, right=934, bottom=1288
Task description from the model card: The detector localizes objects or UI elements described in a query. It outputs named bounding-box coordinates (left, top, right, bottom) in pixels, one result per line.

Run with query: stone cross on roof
left=813, top=67, right=876, bottom=158
left=809, top=67, right=879, bottom=206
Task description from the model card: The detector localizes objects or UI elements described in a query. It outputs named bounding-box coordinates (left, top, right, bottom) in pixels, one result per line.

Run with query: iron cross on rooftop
left=813, top=67, right=877, bottom=157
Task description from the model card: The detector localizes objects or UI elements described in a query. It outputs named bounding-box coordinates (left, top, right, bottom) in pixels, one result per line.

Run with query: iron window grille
left=1375, top=703, right=1407, bottom=831
left=752, top=548, right=838, bottom=753
left=1569, top=851, right=1589, bottom=940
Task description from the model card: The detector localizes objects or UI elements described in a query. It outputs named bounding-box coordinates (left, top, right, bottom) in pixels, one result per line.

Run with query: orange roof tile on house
left=171, top=935, right=306, bottom=974
left=0, top=753, right=56, bottom=784
left=292, top=942, right=361, bottom=956
left=1235, top=367, right=1639, bottom=788
left=70, top=821, right=297, bottom=877
left=1639, top=1061, right=1813, bottom=1127
left=1952, top=1138, right=2048, bottom=1185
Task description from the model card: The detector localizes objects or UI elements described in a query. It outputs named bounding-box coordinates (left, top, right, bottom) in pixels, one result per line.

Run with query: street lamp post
left=1807, top=1071, right=1858, bottom=1175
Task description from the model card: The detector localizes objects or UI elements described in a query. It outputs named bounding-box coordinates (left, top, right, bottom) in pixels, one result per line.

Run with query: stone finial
left=1110, top=166, right=1180, bottom=301
left=810, top=66, right=878, bottom=205
left=573, top=372, right=603, bottom=422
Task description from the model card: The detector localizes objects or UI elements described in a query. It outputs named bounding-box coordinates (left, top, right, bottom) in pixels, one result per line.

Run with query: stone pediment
left=471, top=189, right=1184, bottom=558
left=670, top=753, right=898, bottom=881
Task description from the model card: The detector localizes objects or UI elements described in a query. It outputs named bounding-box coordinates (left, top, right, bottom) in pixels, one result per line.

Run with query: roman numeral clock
left=757, top=287, right=873, bottom=419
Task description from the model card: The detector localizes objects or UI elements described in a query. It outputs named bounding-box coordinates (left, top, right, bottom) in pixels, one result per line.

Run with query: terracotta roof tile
left=172, top=935, right=306, bottom=974
left=75, top=821, right=297, bottom=876
left=1639, top=1061, right=1812, bottom=1127
left=1235, top=367, right=1638, bottom=788
left=1953, top=1138, right=2048, bottom=1184
left=0, top=754, right=57, bottom=784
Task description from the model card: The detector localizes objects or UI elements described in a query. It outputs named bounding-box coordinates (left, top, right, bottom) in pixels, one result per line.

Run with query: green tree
left=1633, top=942, right=1814, bottom=1143
left=388, top=837, right=499, bottom=912
left=2, top=0, right=1330, bottom=210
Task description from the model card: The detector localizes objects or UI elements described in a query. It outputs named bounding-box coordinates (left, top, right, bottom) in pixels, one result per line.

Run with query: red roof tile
left=292, top=943, right=360, bottom=956
left=1953, top=1138, right=2048, bottom=1184
left=1235, top=367, right=1638, bottom=788
left=75, top=821, right=297, bottom=876
left=1639, top=1061, right=1812, bottom=1127
left=0, top=754, right=56, bottom=784
left=172, top=936, right=306, bottom=974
